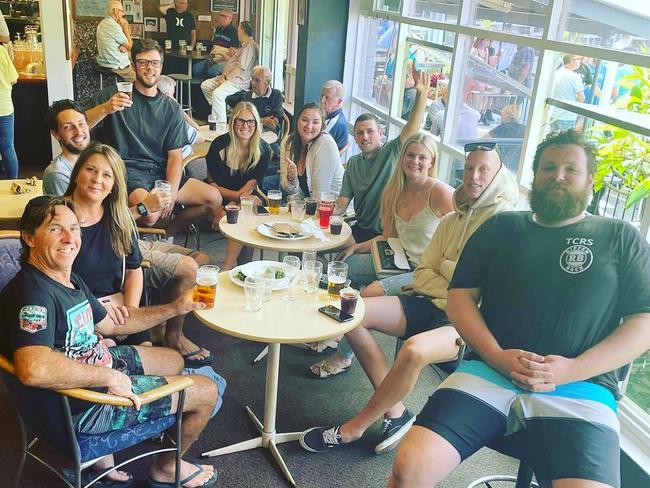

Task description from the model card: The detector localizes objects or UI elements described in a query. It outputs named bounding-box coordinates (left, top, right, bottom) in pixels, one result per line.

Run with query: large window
left=351, top=0, right=650, bottom=468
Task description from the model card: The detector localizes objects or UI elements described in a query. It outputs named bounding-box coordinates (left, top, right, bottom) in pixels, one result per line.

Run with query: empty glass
left=244, top=276, right=264, bottom=312
left=281, top=255, right=301, bottom=301
left=240, top=195, right=254, bottom=216
left=291, top=200, right=306, bottom=222
left=302, top=260, right=323, bottom=295
left=255, top=268, right=275, bottom=302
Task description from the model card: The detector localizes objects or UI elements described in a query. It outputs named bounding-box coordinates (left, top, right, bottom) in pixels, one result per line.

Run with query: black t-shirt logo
left=560, top=244, right=593, bottom=274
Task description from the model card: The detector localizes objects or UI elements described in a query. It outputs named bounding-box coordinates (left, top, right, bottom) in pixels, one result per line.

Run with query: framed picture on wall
left=297, top=0, right=306, bottom=26
left=144, top=17, right=159, bottom=32
left=131, top=23, right=144, bottom=39
left=211, top=0, right=239, bottom=13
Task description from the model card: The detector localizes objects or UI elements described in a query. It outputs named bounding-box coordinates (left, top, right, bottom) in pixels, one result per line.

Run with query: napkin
left=301, top=220, right=330, bottom=242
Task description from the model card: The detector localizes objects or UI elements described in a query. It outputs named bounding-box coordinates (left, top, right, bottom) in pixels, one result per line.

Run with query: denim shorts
left=73, top=346, right=172, bottom=434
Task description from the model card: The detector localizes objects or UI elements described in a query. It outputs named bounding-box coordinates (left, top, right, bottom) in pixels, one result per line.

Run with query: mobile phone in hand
left=318, top=305, right=354, bottom=323
left=255, top=206, right=270, bottom=215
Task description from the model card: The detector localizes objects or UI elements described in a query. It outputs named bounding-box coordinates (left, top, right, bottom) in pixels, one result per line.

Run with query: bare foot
left=101, top=469, right=131, bottom=483
left=165, top=335, right=210, bottom=361
left=150, top=461, right=215, bottom=487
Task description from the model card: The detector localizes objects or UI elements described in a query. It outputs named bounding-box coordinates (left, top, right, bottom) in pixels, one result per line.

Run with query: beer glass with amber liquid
left=194, top=265, right=220, bottom=309
left=268, top=190, right=282, bottom=215
left=327, top=261, right=348, bottom=300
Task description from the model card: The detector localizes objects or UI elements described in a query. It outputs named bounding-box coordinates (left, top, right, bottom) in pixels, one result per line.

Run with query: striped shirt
left=96, top=17, right=129, bottom=69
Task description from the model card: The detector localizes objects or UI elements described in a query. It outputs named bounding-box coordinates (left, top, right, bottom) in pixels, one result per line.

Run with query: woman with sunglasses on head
left=206, top=101, right=271, bottom=269
left=280, top=102, right=343, bottom=199
left=310, top=132, right=454, bottom=378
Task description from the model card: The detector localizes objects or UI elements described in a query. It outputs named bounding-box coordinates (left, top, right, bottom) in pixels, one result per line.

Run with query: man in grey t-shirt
left=336, top=70, right=430, bottom=243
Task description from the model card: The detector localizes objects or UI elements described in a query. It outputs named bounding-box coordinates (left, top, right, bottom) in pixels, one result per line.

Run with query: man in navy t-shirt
left=0, top=196, right=220, bottom=486
left=389, top=130, right=650, bottom=488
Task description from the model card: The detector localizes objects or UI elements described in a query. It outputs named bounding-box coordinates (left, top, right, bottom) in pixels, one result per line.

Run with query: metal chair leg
left=14, top=419, right=27, bottom=488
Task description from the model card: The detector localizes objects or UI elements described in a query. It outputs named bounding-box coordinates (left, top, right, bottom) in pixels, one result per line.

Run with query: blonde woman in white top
left=280, top=103, right=343, bottom=198
left=310, top=132, right=454, bottom=378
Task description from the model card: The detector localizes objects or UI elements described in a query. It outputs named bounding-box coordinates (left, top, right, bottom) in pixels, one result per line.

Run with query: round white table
left=0, top=179, right=43, bottom=221
left=194, top=273, right=364, bottom=486
left=219, top=206, right=352, bottom=253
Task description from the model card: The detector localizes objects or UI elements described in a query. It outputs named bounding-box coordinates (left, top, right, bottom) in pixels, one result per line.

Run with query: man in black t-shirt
left=0, top=196, right=219, bottom=487
left=159, top=0, right=196, bottom=50
left=390, top=130, right=650, bottom=488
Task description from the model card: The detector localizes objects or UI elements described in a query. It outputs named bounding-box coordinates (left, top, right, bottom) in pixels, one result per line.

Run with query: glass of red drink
left=318, top=202, right=334, bottom=228
left=340, top=287, right=359, bottom=314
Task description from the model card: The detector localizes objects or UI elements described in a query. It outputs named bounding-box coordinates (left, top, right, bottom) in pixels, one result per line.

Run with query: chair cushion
left=77, top=415, right=176, bottom=462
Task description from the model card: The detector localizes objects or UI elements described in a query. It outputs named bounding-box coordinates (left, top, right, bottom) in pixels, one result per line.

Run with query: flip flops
left=309, top=357, right=352, bottom=379
left=182, top=348, right=214, bottom=368
left=147, top=465, right=218, bottom=488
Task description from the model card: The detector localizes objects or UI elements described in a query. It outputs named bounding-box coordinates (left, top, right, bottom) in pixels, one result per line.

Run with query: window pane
left=403, top=0, right=460, bottom=24
left=446, top=36, right=537, bottom=174
left=377, top=0, right=401, bottom=13
left=354, top=17, right=397, bottom=112
left=466, top=0, right=546, bottom=38
left=556, top=0, right=650, bottom=55
left=404, top=24, right=455, bottom=48
left=627, top=351, right=650, bottom=416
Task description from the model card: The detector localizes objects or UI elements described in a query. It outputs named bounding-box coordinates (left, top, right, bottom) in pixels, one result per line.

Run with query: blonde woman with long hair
left=206, top=101, right=271, bottom=269
left=310, top=132, right=454, bottom=378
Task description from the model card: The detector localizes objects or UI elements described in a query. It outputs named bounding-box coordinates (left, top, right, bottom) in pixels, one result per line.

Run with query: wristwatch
left=136, top=202, right=148, bottom=217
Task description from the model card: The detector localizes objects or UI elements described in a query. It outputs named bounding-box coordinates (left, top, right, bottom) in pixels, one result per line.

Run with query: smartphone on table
left=255, top=206, right=270, bottom=215
left=318, top=305, right=354, bottom=323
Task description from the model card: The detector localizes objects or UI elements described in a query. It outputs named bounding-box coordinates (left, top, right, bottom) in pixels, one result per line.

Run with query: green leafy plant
left=590, top=65, right=650, bottom=208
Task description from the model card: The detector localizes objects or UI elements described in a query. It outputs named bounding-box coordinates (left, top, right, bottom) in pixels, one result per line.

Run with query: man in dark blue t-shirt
left=390, top=130, right=650, bottom=488
left=0, top=196, right=220, bottom=486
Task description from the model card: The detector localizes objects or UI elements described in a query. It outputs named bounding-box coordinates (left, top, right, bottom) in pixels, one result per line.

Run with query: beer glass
left=116, top=81, right=133, bottom=100
left=194, top=265, right=220, bottom=309
left=340, top=287, right=359, bottom=314
left=327, top=261, right=348, bottom=299
left=268, top=190, right=282, bottom=215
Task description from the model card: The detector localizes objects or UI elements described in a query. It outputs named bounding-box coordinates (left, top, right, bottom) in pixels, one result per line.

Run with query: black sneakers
left=300, top=425, right=348, bottom=453
left=374, top=409, right=416, bottom=454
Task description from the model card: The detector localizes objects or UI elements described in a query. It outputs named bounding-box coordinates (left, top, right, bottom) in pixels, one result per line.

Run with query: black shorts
left=126, top=164, right=189, bottom=195
left=73, top=345, right=172, bottom=435
left=398, top=295, right=450, bottom=339
left=351, top=224, right=381, bottom=244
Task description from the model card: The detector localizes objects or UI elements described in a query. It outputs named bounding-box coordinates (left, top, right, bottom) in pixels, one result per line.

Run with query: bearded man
left=388, top=129, right=650, bottom=488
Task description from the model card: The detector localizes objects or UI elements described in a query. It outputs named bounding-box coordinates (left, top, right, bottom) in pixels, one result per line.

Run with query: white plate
left=229, top=261, right=289, bottom=290
left=257, top=221, right=312, bottom=241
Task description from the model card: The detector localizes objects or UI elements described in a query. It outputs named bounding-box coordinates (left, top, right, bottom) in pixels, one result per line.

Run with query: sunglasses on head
left=464, top=142, right=497, bottom=154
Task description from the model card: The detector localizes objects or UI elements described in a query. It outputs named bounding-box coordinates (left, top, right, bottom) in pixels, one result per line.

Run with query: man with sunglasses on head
left=388, top=130, right=650, bottom=488
left=300, top=142, right=518, bottom=455
left=0, top=196, right=220, bottom=487
left=86, top=39, right=223, bottom=235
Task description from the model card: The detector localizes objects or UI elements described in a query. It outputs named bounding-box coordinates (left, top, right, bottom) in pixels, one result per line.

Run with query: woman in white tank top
left=311, top=133, right=454, bottom=378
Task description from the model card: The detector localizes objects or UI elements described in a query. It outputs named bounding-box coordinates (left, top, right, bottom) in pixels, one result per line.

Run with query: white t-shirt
left=550, top=67, right=584, bottom=122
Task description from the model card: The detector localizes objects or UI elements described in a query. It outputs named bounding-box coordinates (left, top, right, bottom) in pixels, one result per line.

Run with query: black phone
left=255, top=206, right=270, bottom=215
left=318, top=305, right=354, bottom=323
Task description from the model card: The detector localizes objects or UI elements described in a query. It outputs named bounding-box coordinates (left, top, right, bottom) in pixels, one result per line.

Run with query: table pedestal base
left=201, top=343, right=302, bottom=486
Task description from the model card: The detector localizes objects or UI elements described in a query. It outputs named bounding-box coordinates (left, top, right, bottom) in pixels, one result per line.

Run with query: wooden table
left=219, top=206, right=353, bottom=253
left=0, top=179, right=43, bottom=221
left=195, top=272, right=364, bottom=486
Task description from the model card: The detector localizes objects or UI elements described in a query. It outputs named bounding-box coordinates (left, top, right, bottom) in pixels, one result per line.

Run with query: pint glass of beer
left=327, top=261, right=348, bottom=299
left=194, top=265, right=220, bottom=309
left=268, top=190, right=282, bottom=215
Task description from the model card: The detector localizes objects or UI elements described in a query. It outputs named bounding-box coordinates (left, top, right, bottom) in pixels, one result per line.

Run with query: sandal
left=182, top=348, right=214, bottom=368
left=304, top=338, right=340, bottom=354
left=309, top=356, right=352, bottom=379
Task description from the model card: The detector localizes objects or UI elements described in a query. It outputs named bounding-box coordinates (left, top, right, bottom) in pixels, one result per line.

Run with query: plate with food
left=257, top=221, right=312, bottom=240
left=229, top=260, right=288, bottom=290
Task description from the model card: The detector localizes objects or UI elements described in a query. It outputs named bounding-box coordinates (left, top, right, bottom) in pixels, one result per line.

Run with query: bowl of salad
left=229, top=260, right=288, bottom=290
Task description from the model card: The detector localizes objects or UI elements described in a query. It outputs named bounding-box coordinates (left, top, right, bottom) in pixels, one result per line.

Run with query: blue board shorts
left=415, top=360, right=620, bottom=487
left=73, top=345, right=172, bottom=435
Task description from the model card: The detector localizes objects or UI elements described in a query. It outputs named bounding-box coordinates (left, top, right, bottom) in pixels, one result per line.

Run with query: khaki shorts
left=138, top=239, right=201, bottom=289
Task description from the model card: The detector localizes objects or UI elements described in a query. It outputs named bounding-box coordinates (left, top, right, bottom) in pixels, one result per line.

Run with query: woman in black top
left=206, top=101, right=271, bottom=269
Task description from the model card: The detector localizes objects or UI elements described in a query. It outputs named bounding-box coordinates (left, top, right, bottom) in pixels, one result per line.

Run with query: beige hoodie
left=410, top=165, right=519, bottom=310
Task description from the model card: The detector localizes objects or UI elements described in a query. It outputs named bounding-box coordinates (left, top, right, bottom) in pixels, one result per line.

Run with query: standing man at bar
left=159, top=0, right=196, bottom=50
left=97, top=1, right=135, bottom=82
left=86, top=39, right=222, bottom=234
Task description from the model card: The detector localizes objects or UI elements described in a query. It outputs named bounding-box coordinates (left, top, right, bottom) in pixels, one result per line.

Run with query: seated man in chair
left=389, top=130, right=650, bottom=488
left=0, top=196, right=219, bottom=487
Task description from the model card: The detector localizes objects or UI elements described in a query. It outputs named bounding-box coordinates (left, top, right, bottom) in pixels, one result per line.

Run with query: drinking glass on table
left=304, top=197, right=318, bottom=217
left=268, top=190, right=282, bottom=215
left=240, top=195, right=254, bottom=216
left=291, top=200, right=306, bottom=222
left=327, top=261, right=348, bottom=300
left=244, top=276, right=264, bottom=312
left=281, top=256, right=301, bottom=301
left=340, top=287, right=359, bottom=314
left=302, top=260, right=323, bottom=295
left=194, top=265, right=220, bottom=309
left=255, top=268, right=275, bottom=302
